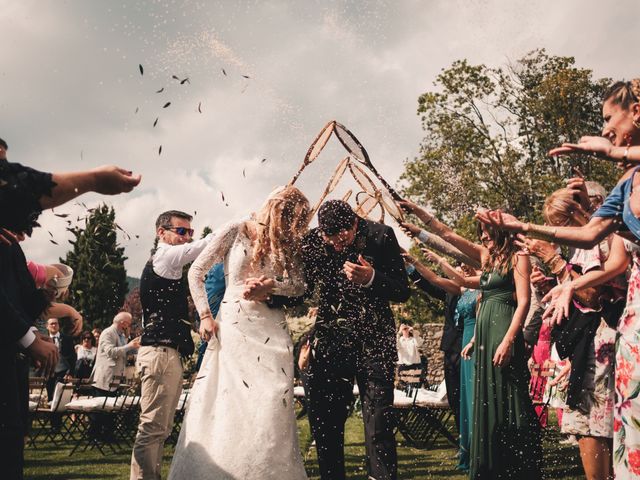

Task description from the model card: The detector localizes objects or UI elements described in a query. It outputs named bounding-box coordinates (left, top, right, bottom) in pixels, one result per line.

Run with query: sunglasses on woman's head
left=163, top=226, right=194, bottom=236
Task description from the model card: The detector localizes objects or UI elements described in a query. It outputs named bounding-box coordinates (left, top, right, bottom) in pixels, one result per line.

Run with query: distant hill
left=126, top=276, right=140, bottom=293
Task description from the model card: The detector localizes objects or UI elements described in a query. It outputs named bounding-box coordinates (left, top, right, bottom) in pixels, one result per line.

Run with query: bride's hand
left=199, top=314, right=218, bottom=342
left=243, top=276, right=275, bottom=301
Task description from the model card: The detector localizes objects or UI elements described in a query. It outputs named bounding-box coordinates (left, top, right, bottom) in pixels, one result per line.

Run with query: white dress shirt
left=152, top=234, right=213, bottom=280
left=397, top=334, right=424, bottom=365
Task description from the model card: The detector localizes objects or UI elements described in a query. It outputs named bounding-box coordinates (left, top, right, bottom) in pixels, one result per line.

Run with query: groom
left=251, top=200, right=410, bottom=480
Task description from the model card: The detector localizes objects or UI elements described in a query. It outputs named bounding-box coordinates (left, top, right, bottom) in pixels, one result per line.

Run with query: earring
left=634, top=118, right=640, bottom=129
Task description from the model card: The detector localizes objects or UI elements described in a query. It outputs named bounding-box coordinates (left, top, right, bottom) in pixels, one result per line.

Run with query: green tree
left=398, top=49, right=617, bottom=324
left=62, top=204, right=129, bottom=329
left=402, top=49, right=616, bottom=234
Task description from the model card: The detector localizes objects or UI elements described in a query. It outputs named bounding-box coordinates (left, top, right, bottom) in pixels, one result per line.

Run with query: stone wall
left=415, top=323, right=445, bottom=386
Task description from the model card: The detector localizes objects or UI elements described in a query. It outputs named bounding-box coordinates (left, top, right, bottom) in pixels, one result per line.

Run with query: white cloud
left=3, top=0, right=638, bottom=274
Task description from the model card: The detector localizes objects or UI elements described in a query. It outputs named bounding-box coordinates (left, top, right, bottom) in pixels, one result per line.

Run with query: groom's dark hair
left=318, top=200, right=356, bottom=236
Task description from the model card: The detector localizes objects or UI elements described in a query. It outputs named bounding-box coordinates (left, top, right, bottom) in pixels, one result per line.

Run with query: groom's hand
left=343, top=255, right=374, bottom=285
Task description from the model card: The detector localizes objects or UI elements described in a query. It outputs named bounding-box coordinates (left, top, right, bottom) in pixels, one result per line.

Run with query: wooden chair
left=393, top=376, right=457, bottom=450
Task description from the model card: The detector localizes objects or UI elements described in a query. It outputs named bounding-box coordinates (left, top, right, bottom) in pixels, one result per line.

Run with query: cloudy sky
left=1, top=0, right=637, bottom=276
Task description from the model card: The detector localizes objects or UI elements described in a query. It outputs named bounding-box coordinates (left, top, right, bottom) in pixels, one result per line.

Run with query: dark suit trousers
left=0, top=352, right=25, bottom=480
left=443, top=350, right=461, bottom=435
left=306, top=364, right=397, bottom=480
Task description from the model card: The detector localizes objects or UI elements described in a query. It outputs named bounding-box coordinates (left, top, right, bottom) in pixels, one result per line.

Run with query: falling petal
left=163, top=102, right=171, bottom=108
left=153, top=117, right=158, bottom=127
left=242, top=380, right=249, bottom=388
left=135, top=107, right=139, bottom=114
left=261, top=158, right=267, bottom=163
left=221, top=191, right=225, bottom=202
left=156, top=87, right=164, bottom=93
left=242, top=168, right=246, bottom=178
left=222, top=68, right=227, bottom=76
left=172, top=75, right=180, bottom=80
left=264, top=337, right=270, bottom=344
left=50, top=239, right=58, bottom=245
left=139, top=64, right=144, bottom=76
left=198, top=102, right=202, bottom=113
left=159, top=145, right=162, bottom=155
left=180, top=77, right=190, bottom=85
left=242, top=74, right=250, bottom=79
left=54, top=213, right=69, bottom=218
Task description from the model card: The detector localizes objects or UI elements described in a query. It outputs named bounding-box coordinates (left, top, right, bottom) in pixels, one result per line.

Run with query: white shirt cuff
left=418, top=230, right=429, bottom=243
left=363, top=269, right=376, bottom=288
left=18, top=327, right=38, bottom=349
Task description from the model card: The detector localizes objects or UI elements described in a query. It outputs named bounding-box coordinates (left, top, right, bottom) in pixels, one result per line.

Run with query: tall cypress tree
left=62, top=204, right=129, bottom=329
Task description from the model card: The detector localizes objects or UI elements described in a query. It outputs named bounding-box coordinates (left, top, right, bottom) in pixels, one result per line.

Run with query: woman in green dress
left=400, top=200, right=542, bottom=479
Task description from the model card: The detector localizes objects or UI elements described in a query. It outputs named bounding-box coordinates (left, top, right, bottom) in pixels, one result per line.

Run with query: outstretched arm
left=403, top=252, right=461, bottom=296
left=400, top=200, right=485, bottom=263
left=40, top=166, right=141, bottom=209
left=476, top=208, right=618, bottom=249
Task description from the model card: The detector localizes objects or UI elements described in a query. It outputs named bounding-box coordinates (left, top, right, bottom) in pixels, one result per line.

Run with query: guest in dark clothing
left=44, top=318, right=76, bottom=430
left=406, top=265, right=463, bottom=432
left=0, top=136, right=140, bottom=479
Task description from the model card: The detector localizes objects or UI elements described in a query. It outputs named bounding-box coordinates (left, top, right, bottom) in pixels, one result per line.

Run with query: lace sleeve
left=188, top=220, right=241, bottom=318
left=271, top=255, right=307, bottom=297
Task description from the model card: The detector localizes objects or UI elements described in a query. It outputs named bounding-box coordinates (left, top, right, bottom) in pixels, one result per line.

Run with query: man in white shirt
left=397, top=324, right=424, bottom=369
left=130, top=210, right=212, bottom=480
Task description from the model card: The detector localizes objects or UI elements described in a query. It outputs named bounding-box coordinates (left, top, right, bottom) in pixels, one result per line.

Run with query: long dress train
left=168, top=219, right=308, bottom=480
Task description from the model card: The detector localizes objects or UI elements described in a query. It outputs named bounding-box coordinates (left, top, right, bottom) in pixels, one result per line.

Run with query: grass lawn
left=25, top=411, right=585, bottom=479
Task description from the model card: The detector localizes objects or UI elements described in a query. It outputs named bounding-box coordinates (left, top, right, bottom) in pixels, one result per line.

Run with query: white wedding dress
left=168, top=219, right=308, bottom=480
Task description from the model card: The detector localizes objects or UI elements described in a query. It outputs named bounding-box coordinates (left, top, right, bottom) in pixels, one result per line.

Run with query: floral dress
left=614, top=240, right=640, bottom=477
left=559, top=245, right=616, bottom=438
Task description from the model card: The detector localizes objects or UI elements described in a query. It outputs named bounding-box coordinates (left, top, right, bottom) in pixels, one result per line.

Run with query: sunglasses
left=163, top=226, right=194, bottom=236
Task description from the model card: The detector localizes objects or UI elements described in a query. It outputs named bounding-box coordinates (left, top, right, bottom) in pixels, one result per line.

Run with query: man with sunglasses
left=131, top=210, right=213, bottom=480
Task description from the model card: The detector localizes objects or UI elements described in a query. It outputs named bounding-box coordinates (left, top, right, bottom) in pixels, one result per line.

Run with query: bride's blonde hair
left=252, top=185, right=310, bottom=276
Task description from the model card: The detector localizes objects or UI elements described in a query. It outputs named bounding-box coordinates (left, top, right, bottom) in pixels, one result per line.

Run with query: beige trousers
left=130, top=346, right=183, bottom=480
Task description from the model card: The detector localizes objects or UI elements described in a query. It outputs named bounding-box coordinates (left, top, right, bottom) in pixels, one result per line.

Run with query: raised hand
left=398, top=200, right=421, bottom=215
left=548, top=136, right=613, bottom=159
left=344, top=255, right=374, bottom=285
left=541, top=281, right=576, bottom=325
left=91, top=165, right=142, bottom=195
left=399, top=222, right=421, bottom=238
left=514, top=234, right=556, bottom=262
left=475, top=208, right=524, bottom=232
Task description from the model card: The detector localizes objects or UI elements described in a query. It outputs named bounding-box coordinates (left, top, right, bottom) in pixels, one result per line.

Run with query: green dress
left=469, top=270, right=541, bottom=480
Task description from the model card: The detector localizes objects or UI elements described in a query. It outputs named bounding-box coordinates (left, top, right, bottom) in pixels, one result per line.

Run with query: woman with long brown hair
left=169, top=186, right=311, bottom=480
left=400, top=200, right=541, bottom=479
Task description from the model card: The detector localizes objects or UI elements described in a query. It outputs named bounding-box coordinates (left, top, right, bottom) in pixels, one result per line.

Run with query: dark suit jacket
left=409, top=269, right=463, bottom=354
left=52, top=333, right=76, bottom=375
left=271, top=218, right=411, bottom=380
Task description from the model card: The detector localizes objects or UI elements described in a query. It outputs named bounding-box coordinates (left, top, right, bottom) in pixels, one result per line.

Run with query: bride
left=168, top=185, right=310, bottom=480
